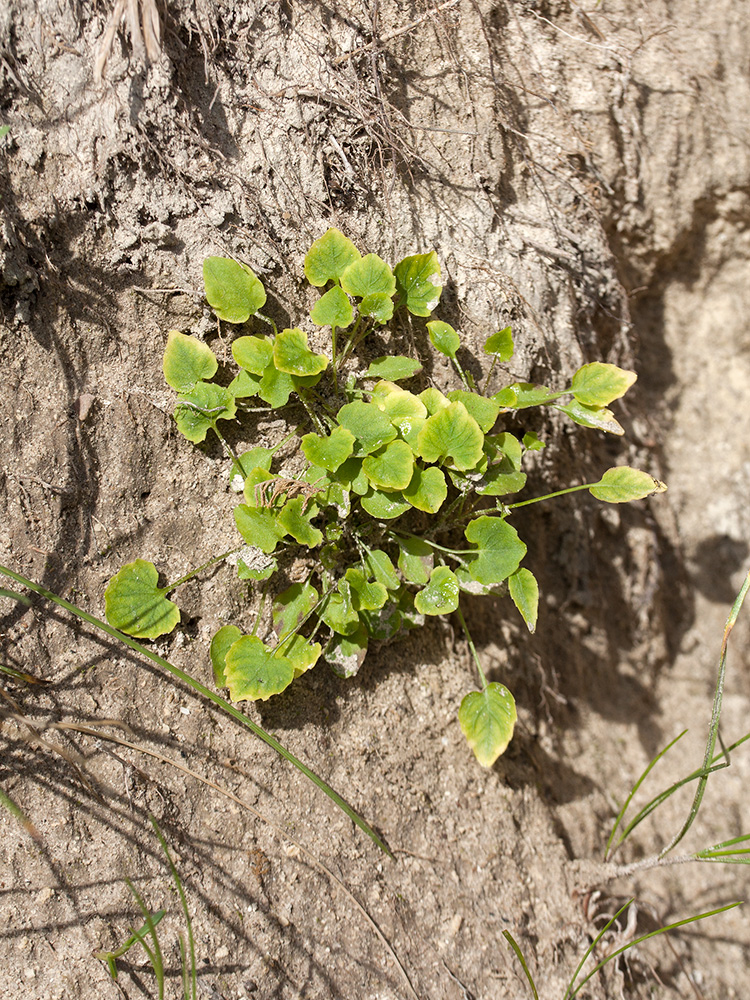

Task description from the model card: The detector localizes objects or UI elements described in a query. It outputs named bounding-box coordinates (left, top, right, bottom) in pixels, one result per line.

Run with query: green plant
left=104, top=228, right=665, bottom=766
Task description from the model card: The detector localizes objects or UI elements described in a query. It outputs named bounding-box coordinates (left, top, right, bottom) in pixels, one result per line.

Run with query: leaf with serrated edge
left=163, top=331, right=218, bottom=392
left=210, top=625, right=242, bottom=687
left=459, top=683, right=517, bottom=766
left=464, top=515, right=526, bottom=585
left=417, top=401, right=484, bottom=471
left=394, top=251, right=442, bottom=316
left=224, top=636, right=294, bottom=701
left=414, top=566, right=459, bottom=616
left=310, top=285, right=353, bottom=328
left=427, top=320, right=460, bottom=359
left=508, top=568, right=539, bottom=633
left=571, top=362, right=637, bottom=407
left=304, top=229, right=361, bottom=286
left=340, top=253, right=396, bottom=299
left=589, top=466, right=667, bottom=503
left=203, top=257, right=266, bottom=324
left=105, top=560, right=180, bottom=639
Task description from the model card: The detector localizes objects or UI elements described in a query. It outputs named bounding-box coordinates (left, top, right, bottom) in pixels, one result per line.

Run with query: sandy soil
left=1, top=2, right=749, bottom=998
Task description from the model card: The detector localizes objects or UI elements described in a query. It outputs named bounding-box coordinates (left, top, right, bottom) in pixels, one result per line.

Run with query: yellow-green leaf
left=417, top=401, right=484, bottom=471
left=570, top=362, right=637, bottom=407
left=273, top=328, right=329, bottom=377
left=394, top=251, right=442, bottom=316
left=203, top=257, right=266, bottom=323
left=414, top=566, right=459, bottom=616
left=210, top=624, right=242, bottom=687
left=163, top=331, right=218, bottom=392
left=459, top=683, right=517, bottom=767
left=340, top=253, right=396, bottom=299
left=362, top=440, right=414, bottom=491
left=310, top=285, right=353, bottom=328
left=224, top=636, right=294, bottom=701
left=589, top=466, right=667, bottom=503
left=508, top=568, right=538, bottom=633
left=304, top=228, right=361, bottom=286
left=104, top=560, right=180, bottom=639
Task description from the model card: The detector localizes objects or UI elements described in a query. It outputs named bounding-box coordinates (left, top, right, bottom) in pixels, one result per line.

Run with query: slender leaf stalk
left=455, top=605, right=488, bottom=690
left=502, top=931, right=539, bottom=1000
left=165, top=548, right=242, bottom=592
left=151, top=818, right=196, bottom=1000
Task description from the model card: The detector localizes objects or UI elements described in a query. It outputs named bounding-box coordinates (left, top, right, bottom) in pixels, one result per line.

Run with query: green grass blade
left=659, top=569, right=750, bottom=858
left=151, top=818, right=197, bottom=1000
left=563, top=898, right=633, bottom=1000
left=0, top=586, right=32, bottom=605
left=0, top=564, right=390, bottom=856
left=94, top=909, right=167, bottom=979
left=502, top=931, right=540, bottom=1000
left=565, top=901, right=742, bottom=999
left=695, top=832, right=750, bottom=862
left=0, top=785, right=41, bottom=841
left=605, top=729, right=686, bottom=860
left=126, top=878, right=165, bottom=999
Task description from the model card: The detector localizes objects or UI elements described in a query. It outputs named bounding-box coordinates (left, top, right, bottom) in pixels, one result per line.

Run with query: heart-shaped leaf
left=203, top=257, right=266, bottom=323
left=419, top=387, right=450, bottom=414
left=508, top=568, right=539, bottom=633
left=359, top=292, right=394, bottom=324
left=105, top=560, right=180, bottom=639
left=553, top=399, right=624, bottom=435
left=301, top=426, right=355, bottom=472
left=304, top=229, right=361, bottom=286
left=417, top=401, right=484, bottom=471
left=570, top=362, right=637, bottom=407
left=476, top=460, right=527, bottom=496
left=228, top=369, right=263, bottom=398
left=278, top=498, right=324, bottom=547
left=464, top=515, right=526, bottom=585
left=589, top=466, right=667, bottom=503
left=484, top=327, right=514, bottom=361
left=344, top=568, right=388, bottom=611
left=273, top=328, right=329, bottom=377
left=310, top=285, right=354, bottom=328
left=402, top=465, right=447, bottom=513
left=163, top=331, right=218, bottom=391
left=363, top=440, right=414, bottom=491
left=459, top=683, right=517, bottom=767
left=364, top=356, right=423, bottom=381
left=394, top=251, right=442, bottom=316
left=210, top=624, right=243, bottom=687
left=174, top=382, right=236, bottom=443
left=340, top=253, right=396, bottom=299
left=414, top=566, right=459, bottom=616
left=257, top=363, right=296, bottom=407
left=232, top=335, right=273, bottom=374
left=224, top=635, right=294, bottom=701
left=446, top=390, right=500, bottom=433
left=338, top=400, right=398, bottom=454
left=427, top=320, right=460, bottom=359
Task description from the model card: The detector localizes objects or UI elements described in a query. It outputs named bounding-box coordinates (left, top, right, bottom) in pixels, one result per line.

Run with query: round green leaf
left=234, top=504, right=286, bottom=554
left=397, top=537, right=433, bottom=585
left=358, top=291, right=394, bottom=324
left=338, top=400, right=397, bottom=454
left=278, top=497, right=324, bottom=547
left=310, top=285, right=354, bottom=328
left=277, top=633, right=322, bottom=677
left=301, top=426, right=355, bottom=472
left=224, top=635, right=294, bottom=701
left=484, top=326, right=514, bottom=361
left=364, top=356, right=423, bottom=381
left=163, top=330, right=218, bottom=392
left=360, top=487, right=411, bottom=520
left=476, top=461, right=527, bottom=497
left=464, top=515, right=526, bottom=585
left=174, top=382, right=237, bottom=443
left=104, top=559, right=180, bottom=639
left=228, top=369, right=263, bottom=399
left=304, top=229, right=361, bottom=286
left=340, top=254, right=396, bottom=299
left=459, top=683, right=517, bottom=767
left=508, top=568, right=539, bottom=633
left=414, top=566, right=459, bottom=616
left=446, top=390, right=500, bottom=433
left=273, top=581, right=319, bottom=637
left=417, top=401, right=484, bottom=471
left=257, top=363, right=296, bottom=407
left=326, top=623, right=368, bottom=678
left=570, top=362, right=637, bottom=407
left=210, top=624, right=242, bottom=688
left=344, top=568, right=388, bottom=611
left=427, top=320, right=460, bottom=359
left=589, top=466, right=667, bottom=503
left=273, top=328, right=329, bottom=377
left=203, top=256, right=266, bottom=324
left=394, top=251, right=442, bottom=317
left=402, top=465, right=447, bottom=513
left=232, top=335, right=273, bottom=374
left=363, top=440, right=414, bottom=491
left=419, top=387, right=450, bottom=415
left=554, top=399, right=624, bottom=435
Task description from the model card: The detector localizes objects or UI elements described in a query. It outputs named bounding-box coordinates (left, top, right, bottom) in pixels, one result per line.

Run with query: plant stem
left=165, top=548, right=242, bottom=592
left=482, top=357, right=498, bottom=396
left=456, top=605, right=488, bottom=690
left=298, top=390, right=326, bottom=434
left=331, top=325, right=339, bottom=394
left=212, top=424, right=241, bottom=467
left=505, top=482, right=595, bottom=509
left=0, top=564, right=391, bottom=856
left=255, top=311, right=278, bottom=336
